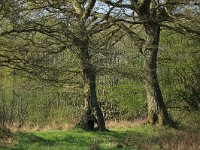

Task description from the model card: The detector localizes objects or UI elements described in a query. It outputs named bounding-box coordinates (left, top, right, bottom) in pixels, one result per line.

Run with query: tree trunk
left=143, top=23, right=175, bottom=126
left=78, top=42, right=106, bottom=131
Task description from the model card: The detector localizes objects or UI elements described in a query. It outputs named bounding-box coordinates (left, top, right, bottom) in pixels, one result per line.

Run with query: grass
left=1, top=125, right=199, bottom=150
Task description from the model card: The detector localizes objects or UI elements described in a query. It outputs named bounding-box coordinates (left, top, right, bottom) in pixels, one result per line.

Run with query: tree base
left=78, top=112, right=98, bottom=131
left=0, top=127, right=13, bottom=145
left=146, top=113, right=177, bottom=128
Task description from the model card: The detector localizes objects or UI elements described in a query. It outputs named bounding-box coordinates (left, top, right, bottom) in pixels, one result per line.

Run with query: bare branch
left=117, top=22, right=145, bottom=54
left=82, top=0, right=96, bottom=20
left=100, top=0, right=132, bottom=9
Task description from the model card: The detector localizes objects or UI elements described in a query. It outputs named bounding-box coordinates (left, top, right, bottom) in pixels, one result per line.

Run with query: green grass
left=1, top=125, right=199, bottom=150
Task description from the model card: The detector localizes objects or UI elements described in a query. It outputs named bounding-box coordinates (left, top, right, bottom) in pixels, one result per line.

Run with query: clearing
left=1, top=125, right=199, bottom=150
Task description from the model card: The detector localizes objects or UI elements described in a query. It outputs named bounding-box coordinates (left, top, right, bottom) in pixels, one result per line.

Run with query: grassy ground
left=1, top=125, right=200, bottom=150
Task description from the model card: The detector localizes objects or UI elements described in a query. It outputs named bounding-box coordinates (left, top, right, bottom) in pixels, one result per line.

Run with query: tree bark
left=78, top=41, right=106, bottom=131
left=143, top=22, right=175, bottom=126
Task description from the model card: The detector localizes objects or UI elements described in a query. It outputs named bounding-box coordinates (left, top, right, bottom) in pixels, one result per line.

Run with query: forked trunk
left=143, top=23, right=175, bottom=126
left=79, top=43, right=106, bottom=131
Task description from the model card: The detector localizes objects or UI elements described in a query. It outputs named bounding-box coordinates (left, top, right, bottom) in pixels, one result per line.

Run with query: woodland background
left=0, top=0, right=200, bottom=130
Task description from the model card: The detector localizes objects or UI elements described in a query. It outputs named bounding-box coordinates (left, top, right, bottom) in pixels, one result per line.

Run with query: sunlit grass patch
left=1, top=125, right=199, bottom=150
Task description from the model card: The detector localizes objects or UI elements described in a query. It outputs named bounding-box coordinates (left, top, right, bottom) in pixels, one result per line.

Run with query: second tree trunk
left=143, top=23, right=175, bottom=126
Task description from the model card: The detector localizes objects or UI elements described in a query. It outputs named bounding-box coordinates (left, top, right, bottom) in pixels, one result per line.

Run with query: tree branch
left=117, top=22, right=145, bottom=54
left=82, top=0, right=96, bottom=20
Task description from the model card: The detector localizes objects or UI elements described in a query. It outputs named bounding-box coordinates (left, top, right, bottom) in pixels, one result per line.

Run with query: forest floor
left=0, top=123, right=200, bottom=150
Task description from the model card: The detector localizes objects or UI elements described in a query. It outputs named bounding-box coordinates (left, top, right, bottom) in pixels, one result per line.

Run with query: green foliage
left=158, top=30, right=200, bottom=125
left=0, top=68, right=83, bottom=127
left=103, top=80, right=146, bottom=120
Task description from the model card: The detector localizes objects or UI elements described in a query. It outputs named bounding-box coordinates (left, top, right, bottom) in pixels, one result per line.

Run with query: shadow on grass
left=1, top=130, right=96, bottom=150
left=1, top=132, right=56, bottom=150
left=3, top=126, right=196, bottom=150
left=81, top=129, right=152, bottom=150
